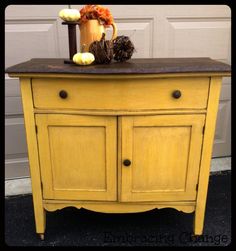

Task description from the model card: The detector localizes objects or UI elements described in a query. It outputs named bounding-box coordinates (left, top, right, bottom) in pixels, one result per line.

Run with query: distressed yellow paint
left=33, top=108, right=207, bottom=116
left=35, top=114, right=117, bottom=201
left=20, top=78, right=45, bottom=235
left=120, top=114, right=205, bottom=202
left=43, top=201, right=195, bottom=214
left=31, top=77, right=209, bottom=110
left=16, top=72, right=227, bottom=238
left=194, top=77, right=223, bottom=235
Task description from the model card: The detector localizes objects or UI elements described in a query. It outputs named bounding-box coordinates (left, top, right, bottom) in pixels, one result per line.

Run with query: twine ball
left=113, top=35, right=135, bottom=62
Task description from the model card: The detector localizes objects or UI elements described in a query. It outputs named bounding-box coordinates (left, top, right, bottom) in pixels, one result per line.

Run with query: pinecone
left=89, top=33, right=113, bottom=64
left=113, top=36, right=135, bottom=62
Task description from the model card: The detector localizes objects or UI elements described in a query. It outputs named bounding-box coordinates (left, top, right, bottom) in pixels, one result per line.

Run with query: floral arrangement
left=59, top=4, right=135, bottom=64
left=79, top=5, right=114, bottom=27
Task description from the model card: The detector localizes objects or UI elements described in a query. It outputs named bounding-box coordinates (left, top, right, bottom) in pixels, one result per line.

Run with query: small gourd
left=59, top=9, right=81, bottom=22
left=73, top=52, right=95, bottom=65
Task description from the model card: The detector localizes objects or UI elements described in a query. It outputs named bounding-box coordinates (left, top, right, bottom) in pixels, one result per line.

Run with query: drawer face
left=32, top=77, right=210, bottom=110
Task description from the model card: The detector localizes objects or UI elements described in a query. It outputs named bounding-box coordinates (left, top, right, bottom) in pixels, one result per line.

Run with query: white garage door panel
left=166, top=18, right=230, bottom=59
left=5, top=5, right=231, bottom=180
left=5, top=5, right=69, bottom=61
left=5, top=76, right=20, bottom=96
left=213, top=84, right=231, bottom=157
left=5, top=158, right=29, bottom=179
left=106, top=18, right=154, bottom=58
left=5, top=5, right=66, bottom=16
left=5, top=76, right=22, bottom=115
left=5, top=97, right=23, bottom=115
left=5, top=118, right=28, bottom=156
left=5, top=20, right=60, bottom=68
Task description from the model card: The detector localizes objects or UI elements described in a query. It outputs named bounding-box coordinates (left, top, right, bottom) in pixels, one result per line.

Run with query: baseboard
left=5, top=177, right=32, bottom=197
left=5, top=157, right=231, bottom=197
left=210, top=157, right=231, bottom=172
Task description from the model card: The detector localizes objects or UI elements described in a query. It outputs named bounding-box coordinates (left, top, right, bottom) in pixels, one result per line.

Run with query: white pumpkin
left=59, top=9, right=81, bottom=22
left=73, top=52, right=95, bottom=65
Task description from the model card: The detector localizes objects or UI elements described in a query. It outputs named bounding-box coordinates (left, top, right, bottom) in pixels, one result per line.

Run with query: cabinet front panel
left=32, top=77, right=209, bottom=111
left=132, top=126, right=190, bottom=191
left=121, top=114, right=205, bottom=202
left=35, top=114, right=117, bottom=201
left=48, top=126, right=106, bottom=190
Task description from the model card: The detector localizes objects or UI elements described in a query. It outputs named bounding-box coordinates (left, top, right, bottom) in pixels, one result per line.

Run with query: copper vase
left=79, top=19, right=117, bottom=52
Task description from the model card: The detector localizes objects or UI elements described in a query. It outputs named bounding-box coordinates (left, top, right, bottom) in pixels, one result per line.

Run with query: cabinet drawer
left=32, top=77, right=210, bottom=110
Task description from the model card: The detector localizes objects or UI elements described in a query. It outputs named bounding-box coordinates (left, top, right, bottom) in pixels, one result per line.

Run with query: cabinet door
left=121, top=114, right=205, bottom=202
left=35, top=114, right=117, bottom=201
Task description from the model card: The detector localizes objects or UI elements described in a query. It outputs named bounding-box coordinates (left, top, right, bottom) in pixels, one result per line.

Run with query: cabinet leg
left=193, top=206, right=205, bottom=235
left=39, top=233, right=45, bottom=240
left=34, top=207, right=46, bottom=237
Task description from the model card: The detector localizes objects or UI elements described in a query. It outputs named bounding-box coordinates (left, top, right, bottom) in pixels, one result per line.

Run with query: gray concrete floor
left=5, top=171, right=231, bottom=246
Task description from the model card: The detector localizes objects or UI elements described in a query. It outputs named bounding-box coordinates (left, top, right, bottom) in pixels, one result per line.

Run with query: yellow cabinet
left=35, top=114, right=117, bottom=201
left=6, top=58, right=230, bottom=239
left=120, top=114, right=205, bottom=202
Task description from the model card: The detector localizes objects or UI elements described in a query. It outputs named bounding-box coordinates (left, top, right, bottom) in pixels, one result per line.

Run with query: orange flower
left=79, top=5, right=114, bottom=26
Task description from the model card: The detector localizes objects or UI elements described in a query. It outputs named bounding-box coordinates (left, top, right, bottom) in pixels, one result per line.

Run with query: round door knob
left=123, top=159, right=131, bottom=166
left=172, top=90, right=181, bottom=99
left=59, top=90, right=68, bottom=99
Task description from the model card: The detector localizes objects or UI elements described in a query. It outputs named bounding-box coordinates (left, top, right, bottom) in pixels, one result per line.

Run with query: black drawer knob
left=123, top=159, right=131, bottom=166
left=172, top=90, right=182, bottom=99
left=59, top=90, right=68, bottom=99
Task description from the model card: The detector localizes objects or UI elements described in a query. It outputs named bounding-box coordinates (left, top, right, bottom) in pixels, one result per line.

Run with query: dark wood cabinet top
left=6, top=57, right=231, bottom=75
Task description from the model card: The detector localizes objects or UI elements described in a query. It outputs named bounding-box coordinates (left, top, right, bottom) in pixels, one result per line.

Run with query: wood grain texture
left=43, top=201, right=195, bottom=213
left=20, top=78, right=45, bottom=234
left=121, top=114, right=205, bottom=202
left=33, top=108, right=207, bottom=116
left=117, top=116, right=122, bottom=202
left=35, top=114, right=117, bottom=201
left=31, top=77, right=210, bottom=110
left=194, top=77, right=222, bottom=235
